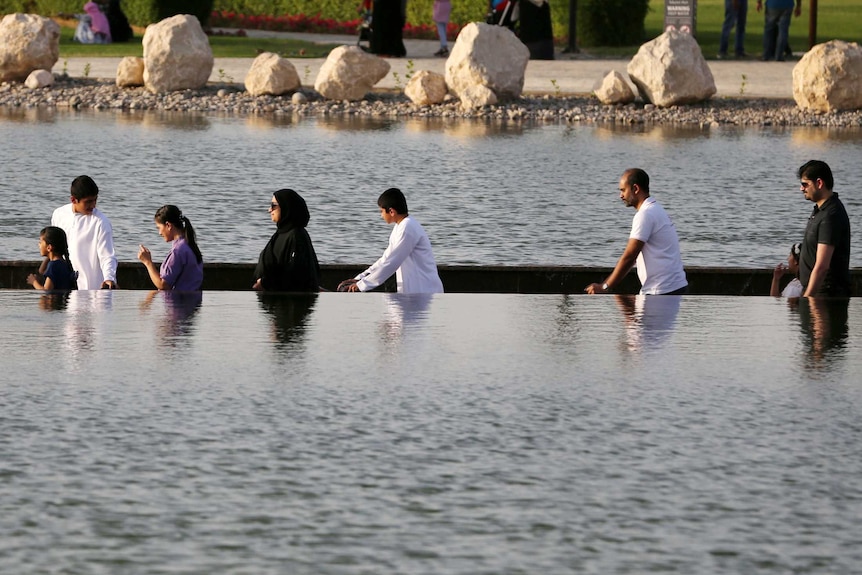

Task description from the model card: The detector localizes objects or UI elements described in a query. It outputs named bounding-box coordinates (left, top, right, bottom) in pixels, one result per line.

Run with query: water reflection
left=592, top=123, right=711, bottom=141
left=796, top=297, right=850, bottom=369
left=62, top=290, right=114, bottom=368
left=257, top=293, right=317, bottom=348
left=791, top=126, right=862, bottom=144
left=378, top=293, right=433, bottom=351
left=244, top=114, right=300, bottom=130
left=139, top=112, right=211, bottom=131
left=38, top=291, right=71, bottom=311
left=0, top=107, right=58, bottom=124
left=615, top=294, right=682, bottom=353
left=4, top=110, right=862, bottom=267
left=436, top=119, right=527, bottom=138
left=317, top=116, right=401, bottom=132
left=138, top=290, right=203, bottom=348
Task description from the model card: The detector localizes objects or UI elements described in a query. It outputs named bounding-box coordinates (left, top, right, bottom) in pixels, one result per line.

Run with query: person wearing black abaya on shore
left=105, top=0, right=132, bottom=42
left=370, top=0, right=407, bottom=57
left=518, top=0, right=555, bottom=60
left=252, top=189, right=321, bottom=292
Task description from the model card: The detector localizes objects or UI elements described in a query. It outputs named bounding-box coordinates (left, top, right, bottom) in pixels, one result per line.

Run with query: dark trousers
left=763, top=7, right=792, bottom=61
left=719, top=0, right=748, bottom=56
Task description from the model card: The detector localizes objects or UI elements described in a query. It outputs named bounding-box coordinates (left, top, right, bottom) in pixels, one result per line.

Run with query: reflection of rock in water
left=139, top=111, right=212, bottom=131
left=797, top=297, right=849, bottom=367
left=257, top=293, right=317, bottom=347
left=592, top=122, right=715, bottom=142
left=0, top=106, right=58, bottom=124
left=244, top=114, right=300, bottom=130
left=317, top=115, right=399, bottom=133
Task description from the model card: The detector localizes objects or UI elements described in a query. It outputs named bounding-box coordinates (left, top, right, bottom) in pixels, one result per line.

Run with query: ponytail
left=180, top=215, right=203, bottom=264
left=154, top=205, right=203, bottom=263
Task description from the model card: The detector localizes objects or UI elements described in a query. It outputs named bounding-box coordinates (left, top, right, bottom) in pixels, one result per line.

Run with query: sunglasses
left=269, top=202, right=279, bottom=210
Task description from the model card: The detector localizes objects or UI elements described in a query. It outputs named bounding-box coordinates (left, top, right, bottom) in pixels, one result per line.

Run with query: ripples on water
left=1, top=109, right=861, bottom=268
left=1, top=291, right=861, bottom=573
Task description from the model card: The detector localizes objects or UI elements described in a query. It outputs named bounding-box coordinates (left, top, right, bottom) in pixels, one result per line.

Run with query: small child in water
left=26, top=226, right=78, bottom=291
left=770, top=243, right=803, bottom=297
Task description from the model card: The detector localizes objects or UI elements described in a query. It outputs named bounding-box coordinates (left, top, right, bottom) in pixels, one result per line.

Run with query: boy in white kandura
left=46, top=175, right=117, bottom=289
left=340, top=188, right=444, bottom=294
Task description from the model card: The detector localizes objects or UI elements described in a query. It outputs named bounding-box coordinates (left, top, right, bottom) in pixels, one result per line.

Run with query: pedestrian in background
left=433, top=0, right=451, bottom=57
left=718, top=0, right=748, bottom=59
left=756, top=0, right=801, bottom=61
left=370, top=0, right=407, bottom=57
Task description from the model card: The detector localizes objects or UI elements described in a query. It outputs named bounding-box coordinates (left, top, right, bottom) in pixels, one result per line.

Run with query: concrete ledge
left=2, top=261, right=860, bottom=295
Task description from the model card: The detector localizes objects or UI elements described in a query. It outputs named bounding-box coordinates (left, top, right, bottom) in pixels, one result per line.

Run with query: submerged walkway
left=54, top=30, right=798, bottom=99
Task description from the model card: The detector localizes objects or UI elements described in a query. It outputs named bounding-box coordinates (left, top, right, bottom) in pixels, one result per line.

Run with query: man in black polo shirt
left=797, top=160, right=851, bottom=296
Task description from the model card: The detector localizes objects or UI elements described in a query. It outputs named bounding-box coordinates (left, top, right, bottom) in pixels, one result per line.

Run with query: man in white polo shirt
left=585, top=168, right=688, bottom=296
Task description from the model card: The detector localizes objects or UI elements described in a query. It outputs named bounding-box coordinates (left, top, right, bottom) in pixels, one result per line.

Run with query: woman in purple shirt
left=137, top=205, right=204, bottom=290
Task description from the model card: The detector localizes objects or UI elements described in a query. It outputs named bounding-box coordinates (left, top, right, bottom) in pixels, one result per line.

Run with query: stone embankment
left=3, top=75, right=862, bottom=127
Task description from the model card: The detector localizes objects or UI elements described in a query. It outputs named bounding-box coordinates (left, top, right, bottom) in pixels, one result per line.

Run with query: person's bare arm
left=803, top=243, right=835, bottom=296
left=585, top=238, right=644, bottom=294
left=771, top=263, right=787, bottom=297
left=137, top=245, right=170, bottom=290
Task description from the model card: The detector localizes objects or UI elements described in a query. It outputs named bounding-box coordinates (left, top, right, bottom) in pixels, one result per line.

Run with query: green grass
left=57, top=25, right=340, bottom=58
left=635, top=0, right=862, bottom=59
left=55, top=1, right=862, bottom=60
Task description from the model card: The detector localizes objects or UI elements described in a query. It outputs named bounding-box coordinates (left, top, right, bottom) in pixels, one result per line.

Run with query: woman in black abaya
left=252, top=189, right=320, bottom=292
left=370, top=0, right=407, bottom=57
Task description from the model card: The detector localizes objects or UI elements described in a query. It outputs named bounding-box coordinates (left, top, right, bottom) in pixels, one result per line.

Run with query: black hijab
left=274, top=188, right=310, bottom=231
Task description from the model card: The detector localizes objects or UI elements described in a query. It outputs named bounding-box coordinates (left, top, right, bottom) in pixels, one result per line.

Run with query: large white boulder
left=445, top=22, right=530, bottom=109
left=627, top=30, right=716, bottom=107
left=244, top=52, right=300, bottom=96
left=405, top=70, right=448, bottom=106
left=595, top=70, right=636, bottom=105
left=792, top=40, right=862, bottom=112
left=116, top=56, right=144, bottom=87
left=143, top=15, right=213, bottom=93
left=0, top=13, right=60, bottom=83
left=314, top=45, right=390, bottom=101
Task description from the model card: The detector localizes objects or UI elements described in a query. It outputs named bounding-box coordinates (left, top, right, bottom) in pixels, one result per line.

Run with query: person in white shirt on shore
left=45, top=175, right=118, bottom=289
left=340, top=188, right=444, bottom=294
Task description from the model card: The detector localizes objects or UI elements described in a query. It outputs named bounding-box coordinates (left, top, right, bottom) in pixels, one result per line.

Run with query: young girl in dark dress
left=26, top=226, right=78, bottom=290
left=253, top=189, right=320, bottom=292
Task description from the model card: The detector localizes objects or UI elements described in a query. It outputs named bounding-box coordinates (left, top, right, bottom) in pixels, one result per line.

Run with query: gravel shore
left=2, top=75, right=862, bottom=128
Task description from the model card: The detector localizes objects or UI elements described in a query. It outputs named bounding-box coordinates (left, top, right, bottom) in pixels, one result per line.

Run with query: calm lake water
left=2, top=108, right=862, bottom=573
left=1, top=108, right=861, bottom=268
left=1, top=290, right=861, bottom=574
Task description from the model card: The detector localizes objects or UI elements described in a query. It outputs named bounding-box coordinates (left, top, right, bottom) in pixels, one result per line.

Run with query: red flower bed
left=210, top=11, right=462, bottom=40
